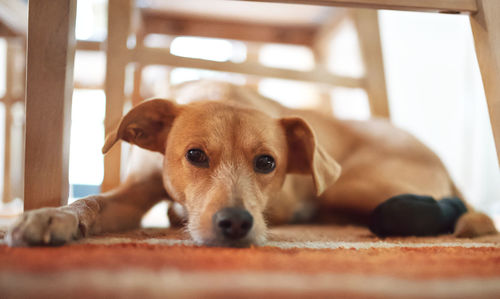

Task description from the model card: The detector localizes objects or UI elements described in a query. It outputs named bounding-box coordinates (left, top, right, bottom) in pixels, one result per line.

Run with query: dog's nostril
left=241, top=221, right=251, bottom=230
left=213, top=207, right=254, bottom=240
left=218, top=219, right=232, bottom=229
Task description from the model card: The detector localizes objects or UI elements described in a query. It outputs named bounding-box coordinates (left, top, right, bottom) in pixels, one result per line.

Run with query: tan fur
left=6, top=80, right=497, bottom=247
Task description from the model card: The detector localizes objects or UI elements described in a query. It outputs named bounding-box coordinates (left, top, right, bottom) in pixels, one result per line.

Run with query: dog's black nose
left=213, top=207, right=253, bottom=239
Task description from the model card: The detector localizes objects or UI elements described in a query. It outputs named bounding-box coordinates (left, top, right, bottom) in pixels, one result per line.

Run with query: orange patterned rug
left=1, top=225, right=500, bottom=298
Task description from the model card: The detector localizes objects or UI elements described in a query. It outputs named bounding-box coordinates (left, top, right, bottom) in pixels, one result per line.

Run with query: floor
left=1, top=225, right=500, bottom=298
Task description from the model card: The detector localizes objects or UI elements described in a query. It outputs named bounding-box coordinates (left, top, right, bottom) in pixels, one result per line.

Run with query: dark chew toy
left=369, top=194, right=467, bottom=237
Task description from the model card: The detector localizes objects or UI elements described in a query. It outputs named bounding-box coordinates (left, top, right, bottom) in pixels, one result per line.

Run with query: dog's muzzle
left=213, top=207, right=253, bottom=240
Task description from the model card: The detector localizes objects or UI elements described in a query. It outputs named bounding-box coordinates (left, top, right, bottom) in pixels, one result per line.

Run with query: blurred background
left=0, top=0, right=498, bottom=226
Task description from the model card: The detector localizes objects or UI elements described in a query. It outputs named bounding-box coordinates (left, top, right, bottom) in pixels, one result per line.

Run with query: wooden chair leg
left=102, top=0, right=133, bottom=192
left=470, top=0, right=500, bottom=165
left=352, top=9, right=390, bottom=119
left=3, top=41, right=14, bottom=203
left=131, top=64, right=143, bottom=106
left=24, top=0, right=76, bottom=210
left=131, top=30, right=145, bottom=107
left=3, top=100, right=12, bottom=203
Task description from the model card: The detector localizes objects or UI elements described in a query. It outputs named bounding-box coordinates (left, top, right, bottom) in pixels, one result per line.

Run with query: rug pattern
left=1, top=225, right=500, bottom=298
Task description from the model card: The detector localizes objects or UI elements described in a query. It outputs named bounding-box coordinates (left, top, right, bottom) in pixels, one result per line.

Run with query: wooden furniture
left=24, top=0, right=500, bottom=210
left=24, top=0, right=76, bottom=210
left=101, top=1, right=389, bottom=192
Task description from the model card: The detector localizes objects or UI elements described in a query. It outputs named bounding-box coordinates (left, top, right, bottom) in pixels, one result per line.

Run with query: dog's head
left=103, top=99, right=341, bottom=246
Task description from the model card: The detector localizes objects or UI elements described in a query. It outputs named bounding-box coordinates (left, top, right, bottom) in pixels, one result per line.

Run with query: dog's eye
left=254, top=155, right=276, bottom=174
left=186, top=149, right=209, bottom=168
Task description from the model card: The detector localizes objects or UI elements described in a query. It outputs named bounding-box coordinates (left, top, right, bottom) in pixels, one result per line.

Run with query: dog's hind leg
left=319, top=165, right=497, bottom=238
left=369, top=194, right=497, bottom=238
left=368, top=194, right=467, bottom=237
left=453, top=211, right=497, bottom=237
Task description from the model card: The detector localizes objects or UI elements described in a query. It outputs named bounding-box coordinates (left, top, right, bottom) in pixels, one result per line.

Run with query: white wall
left=378, top=11, right=500, bottom=216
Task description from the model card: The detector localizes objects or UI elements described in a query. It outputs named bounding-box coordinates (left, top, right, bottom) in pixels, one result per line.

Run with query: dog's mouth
left=190, top=226, right=267, bottom=248
left=190, top=225, right=265, bottom=248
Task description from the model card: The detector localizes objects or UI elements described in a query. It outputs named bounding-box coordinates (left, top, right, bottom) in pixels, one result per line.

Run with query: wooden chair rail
left=141, top=10, right=318, bottom=46
left=131, top=47, right=364, bottom=88
left=237, top=0, right=477, bottom=14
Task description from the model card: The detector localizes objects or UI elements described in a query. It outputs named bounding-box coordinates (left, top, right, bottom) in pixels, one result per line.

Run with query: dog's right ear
left=102, top=99, right=179, bottom=154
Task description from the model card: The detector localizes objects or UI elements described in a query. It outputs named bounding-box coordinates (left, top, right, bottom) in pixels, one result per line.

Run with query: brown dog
left=6, top=80, right=497, bottom=247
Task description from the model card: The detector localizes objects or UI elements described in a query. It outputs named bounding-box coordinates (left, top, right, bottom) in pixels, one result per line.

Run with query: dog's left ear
left=102, top=99, right=179, bottom=154
left=280, top=117, right=341, bottom=196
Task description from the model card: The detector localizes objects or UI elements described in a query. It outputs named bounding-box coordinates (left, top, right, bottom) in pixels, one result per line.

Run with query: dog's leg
left=368, top=194, right=467, bottom=237
left=369, top=195, right=498, bottom=238
left=453, top=211, right=497, bottom=237
left=320, top=170, right=497, bottom=237
left=449, top=184, right=497, bottom=238
left=5, top=171, right=166, bottom=247
left=167, top=201, right=188, bottom=227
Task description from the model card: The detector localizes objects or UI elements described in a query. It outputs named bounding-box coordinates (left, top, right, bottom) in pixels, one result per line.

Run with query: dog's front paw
left=5, top=208, right=81, bottom=247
